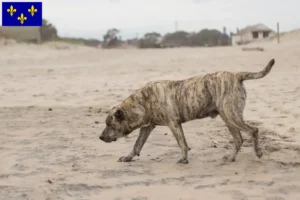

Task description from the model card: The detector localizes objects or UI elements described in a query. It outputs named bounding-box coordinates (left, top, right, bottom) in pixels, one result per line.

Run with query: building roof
left=237, top=23, right=274, bottom=36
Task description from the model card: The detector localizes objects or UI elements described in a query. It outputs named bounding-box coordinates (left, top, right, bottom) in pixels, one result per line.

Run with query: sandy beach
left=0, top=36, right=300, bottom=200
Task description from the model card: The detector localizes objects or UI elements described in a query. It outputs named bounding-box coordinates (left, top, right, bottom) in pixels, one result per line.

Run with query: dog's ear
left=114, top=109, right=125, bottom=121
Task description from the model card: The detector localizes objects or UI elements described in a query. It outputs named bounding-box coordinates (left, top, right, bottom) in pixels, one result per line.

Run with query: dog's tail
left=237, top=59, right=275, bottom=81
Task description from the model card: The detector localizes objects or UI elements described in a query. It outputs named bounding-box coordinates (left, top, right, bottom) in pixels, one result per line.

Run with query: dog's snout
left=99, top=136, right=104, bottom=141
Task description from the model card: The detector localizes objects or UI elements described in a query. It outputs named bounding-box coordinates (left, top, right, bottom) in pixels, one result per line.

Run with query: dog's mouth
left=99, top=136, right=117, bottom=143
left=103, top=138, right=117, bottom=143
left=106, top=138, right=117, bottom=143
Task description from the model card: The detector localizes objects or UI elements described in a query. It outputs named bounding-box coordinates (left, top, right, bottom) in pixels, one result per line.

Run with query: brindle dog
left=99, top=59, right=275, bottom=164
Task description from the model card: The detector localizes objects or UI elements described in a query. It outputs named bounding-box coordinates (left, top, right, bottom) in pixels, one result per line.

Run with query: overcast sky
left=1, top=0, right=300, bottom=40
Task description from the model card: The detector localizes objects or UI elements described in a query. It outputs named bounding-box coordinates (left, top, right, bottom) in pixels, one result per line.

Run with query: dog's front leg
left=118, top=124, right=155, bottom=162
left=168, top=122, right=189, bottom=164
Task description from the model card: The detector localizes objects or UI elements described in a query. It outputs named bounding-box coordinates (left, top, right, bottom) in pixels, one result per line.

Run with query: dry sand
left=0, top=38, right=300, bottom=200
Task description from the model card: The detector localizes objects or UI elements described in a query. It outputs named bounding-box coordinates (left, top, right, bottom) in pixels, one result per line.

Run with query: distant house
left=0, top=26, right=41, bottom=44
left=231, top=24, right=275, bottom=46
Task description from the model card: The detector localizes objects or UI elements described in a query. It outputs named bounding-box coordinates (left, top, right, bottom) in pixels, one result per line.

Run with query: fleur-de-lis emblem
left=7, top=5, right=16, bottom=16
left=17, top=13, right=27, bottom=24
left=28, top=5, right=38, bottom=16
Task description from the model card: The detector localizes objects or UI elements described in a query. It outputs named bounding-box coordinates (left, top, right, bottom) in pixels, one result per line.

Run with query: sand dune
left=0, top=36, right=300, bottom=200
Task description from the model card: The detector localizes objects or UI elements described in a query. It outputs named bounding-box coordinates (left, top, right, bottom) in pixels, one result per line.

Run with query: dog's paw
left=118, top=156, right=133, bottom=162
left=255, top=148, right=263, bottom=158
left=177, top=158, right=189, bottom=164
left=222, top=154, right=236, bottom=162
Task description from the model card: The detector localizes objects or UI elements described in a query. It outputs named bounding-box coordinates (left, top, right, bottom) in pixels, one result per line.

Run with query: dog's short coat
left=99, top=59, right=275, bottom=164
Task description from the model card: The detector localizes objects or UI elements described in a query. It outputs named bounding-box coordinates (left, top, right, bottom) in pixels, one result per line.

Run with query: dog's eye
left=106, top=122, right=110, bottom=126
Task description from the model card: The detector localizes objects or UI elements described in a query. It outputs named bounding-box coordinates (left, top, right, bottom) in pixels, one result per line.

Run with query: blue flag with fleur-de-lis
left=2, top=2, right=42, bottom=26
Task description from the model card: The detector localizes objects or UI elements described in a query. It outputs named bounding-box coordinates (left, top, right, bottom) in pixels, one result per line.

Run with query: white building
left=232, top=24, right=275, bottom=46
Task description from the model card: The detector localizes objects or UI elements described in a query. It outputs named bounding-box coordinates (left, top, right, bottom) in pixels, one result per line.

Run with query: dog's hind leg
left=118, top=124, right=155, bottom=162
left=235, top=122, right=262, bottom=159
left=220, top=107, right=263, bottom=160
left=223, top=124, right=244, bottom=161
left=168, top=122, right=189, bottom=164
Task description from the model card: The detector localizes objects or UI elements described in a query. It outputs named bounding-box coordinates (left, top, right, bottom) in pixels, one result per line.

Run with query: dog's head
left=99, top=107, right=132, bottom=143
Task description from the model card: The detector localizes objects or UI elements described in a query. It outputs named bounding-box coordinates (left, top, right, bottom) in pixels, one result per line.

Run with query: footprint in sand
left=288, top=127, right=296, bottom=133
